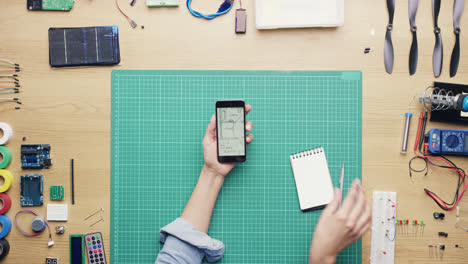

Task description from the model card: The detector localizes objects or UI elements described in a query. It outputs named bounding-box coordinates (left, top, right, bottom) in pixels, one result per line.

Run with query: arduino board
left=21, top=144, right=52, bottom=169
left=20, top=174, right=44, bottom=207
left=27, top=0, right=74, bottom=11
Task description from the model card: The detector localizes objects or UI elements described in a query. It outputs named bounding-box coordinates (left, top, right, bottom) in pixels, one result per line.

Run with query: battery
left=235, top=9, right=247, bottom=34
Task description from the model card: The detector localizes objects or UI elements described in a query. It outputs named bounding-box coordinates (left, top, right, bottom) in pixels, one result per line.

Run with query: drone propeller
left=409, top=0, right=418, bottom=75
left=384, top=0, right=395, bottom=74
left=450, top=0, right=464, bottom=77
left=432, top=0, right=443, bottom=77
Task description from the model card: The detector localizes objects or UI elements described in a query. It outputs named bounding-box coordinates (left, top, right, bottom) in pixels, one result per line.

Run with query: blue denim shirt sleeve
left=155, top=218, right=225, bottom=264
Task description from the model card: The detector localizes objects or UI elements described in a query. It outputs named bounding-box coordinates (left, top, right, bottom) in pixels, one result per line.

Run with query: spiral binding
left=291, top=147, right=324, bottom=159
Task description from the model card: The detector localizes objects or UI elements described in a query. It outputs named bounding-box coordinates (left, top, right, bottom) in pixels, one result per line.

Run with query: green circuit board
left=42, top=0, right=74, bottom=11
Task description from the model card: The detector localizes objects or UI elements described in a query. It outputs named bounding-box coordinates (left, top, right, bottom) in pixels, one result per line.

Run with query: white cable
left=0, top=123, right=13, bottom=145
left=0, top=59, right=16, bottom=65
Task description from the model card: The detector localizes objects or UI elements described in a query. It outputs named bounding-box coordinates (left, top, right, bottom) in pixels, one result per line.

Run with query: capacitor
left=400, top=113, right=412, bottom=154
left=31, top=216, right=46, bottom=232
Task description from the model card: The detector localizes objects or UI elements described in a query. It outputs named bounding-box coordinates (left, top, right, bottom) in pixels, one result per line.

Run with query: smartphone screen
left=216, top=100, right=246, bottom=163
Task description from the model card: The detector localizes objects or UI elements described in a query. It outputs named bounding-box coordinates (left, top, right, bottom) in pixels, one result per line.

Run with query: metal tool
left=384, top=0, right=395, bottom=74
left=432, top=0, right=443, bottom=77
left=418, top=87, right=468, bottom=112
left=89, top=216, right=104, bottom=227
left=401, top=113, right=412, bottom=154
left=84, top=207, right=104, bottom=220
left=450, top=0, right=464, bottom=77
left=409, top=0, right=419, bottom=75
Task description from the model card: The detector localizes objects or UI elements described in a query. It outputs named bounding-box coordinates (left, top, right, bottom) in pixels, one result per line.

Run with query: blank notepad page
left=290, top=147, right=334, bottom=211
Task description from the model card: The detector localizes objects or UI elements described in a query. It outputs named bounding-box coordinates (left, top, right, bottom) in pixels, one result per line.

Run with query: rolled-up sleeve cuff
left=159, top=218, right=225, bottom=263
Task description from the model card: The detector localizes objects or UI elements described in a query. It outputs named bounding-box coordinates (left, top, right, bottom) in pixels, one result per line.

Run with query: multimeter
left=428, top=128, right=468, bottom=155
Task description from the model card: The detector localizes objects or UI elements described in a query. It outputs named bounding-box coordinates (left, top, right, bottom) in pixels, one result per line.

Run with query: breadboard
left=111, top=70, right=362, bottom=263
left=370, top=191, right=397, bottom=264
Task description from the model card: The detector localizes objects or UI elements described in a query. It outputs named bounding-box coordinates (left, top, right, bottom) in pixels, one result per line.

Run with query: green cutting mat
left=111, top=70, right=362, bottom=264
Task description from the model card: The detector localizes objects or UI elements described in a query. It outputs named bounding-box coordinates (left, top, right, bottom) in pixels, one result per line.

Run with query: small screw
left=22, top=137, right=26, bottom=141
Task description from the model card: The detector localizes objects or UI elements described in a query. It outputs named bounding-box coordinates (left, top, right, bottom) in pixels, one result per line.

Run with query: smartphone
left=70, top=234, right=85, bottom=264
left=216, top=100, right=246, bottom=163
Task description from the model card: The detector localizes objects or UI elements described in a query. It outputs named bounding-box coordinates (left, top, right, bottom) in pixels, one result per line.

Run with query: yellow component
left=433, top=133, right=437, bottom=139
left=0, top=170, right=13, bottom=192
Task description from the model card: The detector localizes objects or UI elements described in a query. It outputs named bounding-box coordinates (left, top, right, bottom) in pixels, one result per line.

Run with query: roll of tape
left=0, top=147, right=11, bottom=169
left=0, top=170, right=12, bottom=193
left=0, top=239, right=9, bottom=260
left=0, top=215, right=11, bottom=239
left=0, top=193, right=11, bottom=215
left=0, top=123, right=12, bottom=146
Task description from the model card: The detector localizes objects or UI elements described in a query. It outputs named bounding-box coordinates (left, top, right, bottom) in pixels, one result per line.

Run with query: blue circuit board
left=21, top=144, right=52, bottom=169
left=20, top=174, right=44, bottom=207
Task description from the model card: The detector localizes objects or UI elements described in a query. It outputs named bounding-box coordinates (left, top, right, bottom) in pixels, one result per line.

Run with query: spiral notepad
left=290, top=147, right=334, bottom=211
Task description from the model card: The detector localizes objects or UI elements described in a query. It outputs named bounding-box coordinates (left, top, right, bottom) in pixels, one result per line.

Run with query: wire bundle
left=14, top=210, right=54, bottom=246
left=0, top=59, right=21, bottom=111
left=187, top=0, right=234, bottom=20
left=409, top=112, right=468, bottom=211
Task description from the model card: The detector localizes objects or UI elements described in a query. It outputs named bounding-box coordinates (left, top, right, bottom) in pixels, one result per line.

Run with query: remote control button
left=92, top=237, right=95, bottom=240
left=99, top=249, right=102, bottom=253
left=88, top=242, right=92, bottom=246
left=96, top=235, right=100, bottom=239
left=88, top=247, right=92, bottom=250
left=90, top=255, right=94, bottom=258
left=97, top=240, right=101, bottom=243
left=90, top=260, right=94, bottom=264
left=99, top=253, right=103, bottom=257
left=95, top=254, right=98, bottom=258
left=87, top=237, right=91, bottom=241
left=89, top=250, right=93, bottom=254
left=93, top=246, right=97, bottom=249
left=100, top=258, right=103, bottom=261
left=98, top=245, right=101, bottom=248
left=94, top=250, right=97, bottom=253
left=93, top=241, right=96, bottom=245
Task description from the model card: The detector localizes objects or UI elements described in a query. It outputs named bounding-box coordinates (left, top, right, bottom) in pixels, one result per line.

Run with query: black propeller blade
left=409, top=0, right=418, bottom=75
left=432, top=0, right=443, bottom=77
left=384, top=0, right=395, bottom=74
left=450, top=0, right=464, bottom=77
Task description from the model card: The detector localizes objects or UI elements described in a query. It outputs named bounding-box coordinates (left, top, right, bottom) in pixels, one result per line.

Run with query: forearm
left=309, top=243, right=337, bottom=264
left=180, top=165, right=225, bottom=233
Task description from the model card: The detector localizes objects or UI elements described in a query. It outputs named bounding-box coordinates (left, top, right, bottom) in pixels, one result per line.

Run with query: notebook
left=290, top=147, right=334, bottom=212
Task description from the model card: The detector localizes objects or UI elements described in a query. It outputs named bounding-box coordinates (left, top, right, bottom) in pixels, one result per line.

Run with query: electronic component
left=14, top=210, right=53, bottom=246
left=89, top=216, right=104, bottom=227
left=49, top=26, right=121, bottom=67
left=434, top=212, right=445, bottom=220
left=70, top=235, right=85, bottom=264
left=20, top=174, right=44, bottom=207
left=46, top=257, right=58, bottom=264
left=85, top=232, right=107, bottom=264
left=438, top=232, right=448, bottom=237
left=47, top=204, right=68, bottom=221
left=187, top=0, right=234, bottom=20
left=235, top=8, right=247, bottom=33
left=21, top=144, right=52, bottom=169
left=50, top=185, right=64, bottom=201
left=71, top=159, right=75, bottom=204
left=27, top=0, right=74, bottom=11
left=85, top=207, right=104, bottom=221
left=146, top=0, right=179, bottom=6
left=427, top=128, right=468, bottom=155
left=55, top=226, right=65, bottom=234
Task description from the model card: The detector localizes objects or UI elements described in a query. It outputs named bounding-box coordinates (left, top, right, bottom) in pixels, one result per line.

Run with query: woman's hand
left=309, top=179, right=371, bottom=264
left=202, top=104, right=254, bottom=178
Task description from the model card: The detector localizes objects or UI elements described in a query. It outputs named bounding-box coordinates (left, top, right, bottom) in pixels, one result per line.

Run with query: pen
left=339, top=164, right=344, bottom=207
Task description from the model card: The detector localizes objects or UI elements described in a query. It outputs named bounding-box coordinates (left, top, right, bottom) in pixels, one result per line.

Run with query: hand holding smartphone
left=216, top=100, right=247, bottom=163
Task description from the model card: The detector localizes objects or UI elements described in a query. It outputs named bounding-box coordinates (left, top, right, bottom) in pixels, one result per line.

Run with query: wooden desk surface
left=1, top=0, right=468, bottom=263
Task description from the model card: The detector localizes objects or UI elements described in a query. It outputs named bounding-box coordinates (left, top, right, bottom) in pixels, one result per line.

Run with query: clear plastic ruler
left=370, top=191, right=396, bottom=264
